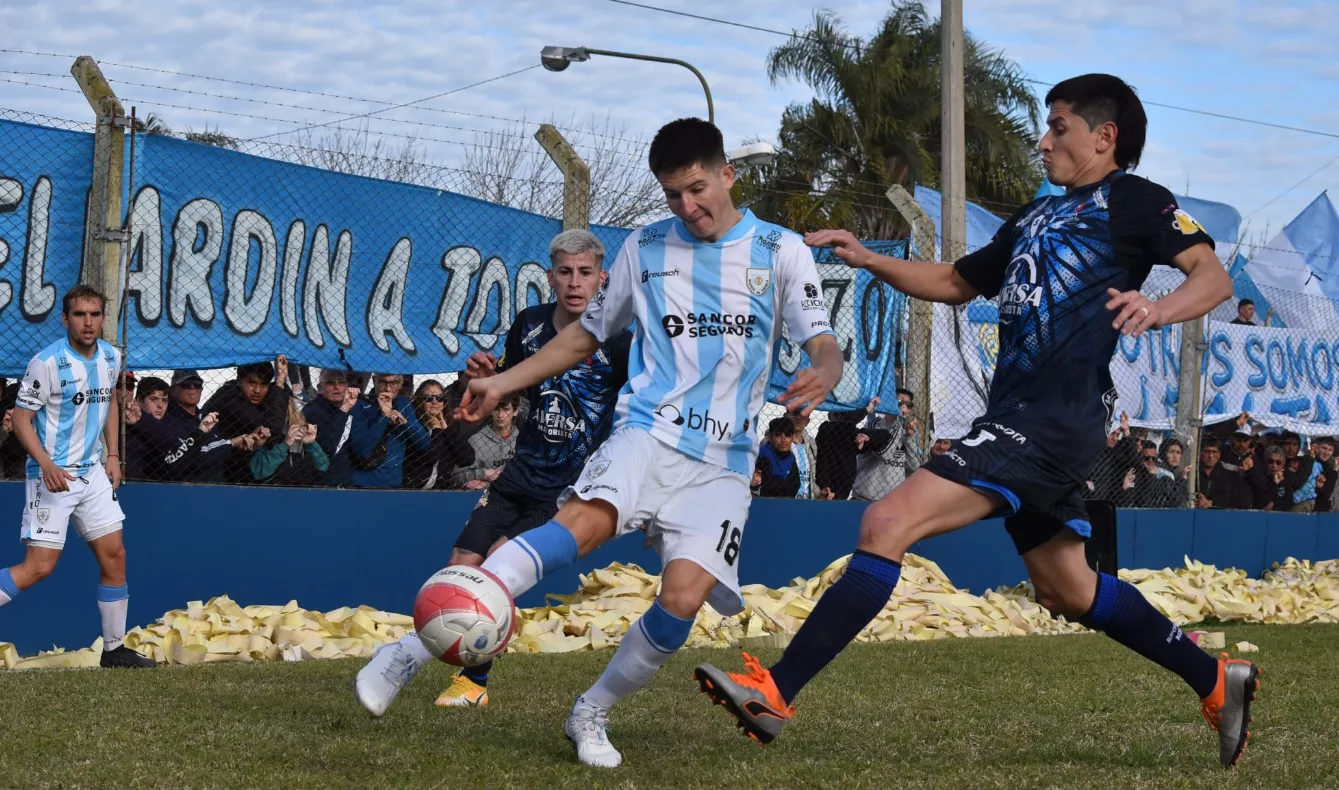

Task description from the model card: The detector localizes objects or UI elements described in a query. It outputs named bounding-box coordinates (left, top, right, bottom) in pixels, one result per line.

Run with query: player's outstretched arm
left=455, top=321, right=601, bottom=423
left=804, top=229, right=979, bottom=305
left=1106, top=243, right=1233, bottom=338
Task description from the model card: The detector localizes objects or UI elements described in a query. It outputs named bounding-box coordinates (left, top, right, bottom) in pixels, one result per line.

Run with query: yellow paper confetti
left=1, top=556, right=1333, bottom=669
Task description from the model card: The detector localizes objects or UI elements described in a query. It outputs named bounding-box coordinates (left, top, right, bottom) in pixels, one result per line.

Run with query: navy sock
left=1079, top=573, right=1219, bottom=699
left=769, top=551, right=901, bottom=704
left=462, top=660, right=492, bottom=687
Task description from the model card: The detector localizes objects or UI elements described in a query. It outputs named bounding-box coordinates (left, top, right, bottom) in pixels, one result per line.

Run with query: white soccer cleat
left=564, top=695, right=623, bottom=768
left=355, top=635, right=428, bottom=718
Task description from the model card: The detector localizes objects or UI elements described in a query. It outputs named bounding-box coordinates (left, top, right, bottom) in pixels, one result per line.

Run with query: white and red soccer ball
left=413, top=565, right=516, bottom=666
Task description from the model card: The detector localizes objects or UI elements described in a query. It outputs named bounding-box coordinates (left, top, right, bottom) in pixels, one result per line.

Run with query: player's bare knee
left=23, top=554, right=59, bottom=583
left=656, top=586, right=707, bottom=620
left=555, top=498, right=617, bottom=554
left=856, top=493, right=919, bottom=557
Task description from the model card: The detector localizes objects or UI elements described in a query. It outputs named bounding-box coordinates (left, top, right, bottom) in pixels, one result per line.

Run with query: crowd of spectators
left=0, top=355, right=1331, bottom=511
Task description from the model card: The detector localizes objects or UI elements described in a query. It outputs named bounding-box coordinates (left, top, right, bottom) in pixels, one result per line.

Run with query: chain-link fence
left=3, top=58, right=1336, bottom=512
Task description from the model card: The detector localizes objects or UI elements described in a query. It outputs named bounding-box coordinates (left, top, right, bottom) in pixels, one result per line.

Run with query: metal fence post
left=534, top=123, right=590, bottom=230
left=885, top=184, right=937, bottom=451
left=1175, top=316, right=1206, bottom=505
left=70, top=55, right=127, bottom=341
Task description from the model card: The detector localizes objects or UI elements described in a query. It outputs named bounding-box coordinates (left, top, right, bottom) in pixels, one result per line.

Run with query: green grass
left=0, top=624, right=1332, bottom=789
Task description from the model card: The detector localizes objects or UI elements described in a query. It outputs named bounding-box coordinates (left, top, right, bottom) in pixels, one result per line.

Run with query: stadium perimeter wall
left=0, top=482, right=1336, bottom=655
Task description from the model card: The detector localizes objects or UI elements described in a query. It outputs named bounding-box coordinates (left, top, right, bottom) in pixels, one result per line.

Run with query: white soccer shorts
left=560, top=426, right=751, bottom=615
left=21, top=463, right=125, bottom=550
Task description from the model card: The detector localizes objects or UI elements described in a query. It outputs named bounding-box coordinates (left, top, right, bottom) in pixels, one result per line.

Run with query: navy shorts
left=453, top=484, right=558, bottom=557
left=920, top=419, right=1092, bottom=555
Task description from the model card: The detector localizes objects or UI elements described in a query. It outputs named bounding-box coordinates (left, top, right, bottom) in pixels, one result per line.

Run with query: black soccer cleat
left=100, top=644, right=157, bottom=669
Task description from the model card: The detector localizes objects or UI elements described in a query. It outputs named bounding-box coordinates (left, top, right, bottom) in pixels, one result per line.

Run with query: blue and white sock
left=480, top=520, right=579, bottom=599
left=1079, top=572, right=1219, bottom=698
left=583, top=601, right=694, bottom=709
left=97, top=584, right=129, bottom=651
left=0, top=568, right=19, bottom=607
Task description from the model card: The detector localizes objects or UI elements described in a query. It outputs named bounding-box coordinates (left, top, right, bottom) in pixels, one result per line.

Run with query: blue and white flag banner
left=0, top=118, right=905, bottom=412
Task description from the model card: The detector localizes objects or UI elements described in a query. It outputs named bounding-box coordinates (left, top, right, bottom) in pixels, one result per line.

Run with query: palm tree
left=737, top=3, right=1042, bottom=237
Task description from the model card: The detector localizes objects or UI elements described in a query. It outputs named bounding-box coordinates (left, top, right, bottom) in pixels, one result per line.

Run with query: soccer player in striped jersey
left=454, top=118, right=844, bottom=767
left=0, top=285, right=155, bottom=668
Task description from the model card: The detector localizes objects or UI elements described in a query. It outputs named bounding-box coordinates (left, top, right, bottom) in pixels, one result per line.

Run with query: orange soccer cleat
left=694, top=652, right=795, bottom=744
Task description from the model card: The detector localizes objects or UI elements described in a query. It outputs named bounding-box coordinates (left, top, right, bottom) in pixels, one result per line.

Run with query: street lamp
left=727, top=141, right=776, bottom=168
left=540, top=45, right=714, bottom=125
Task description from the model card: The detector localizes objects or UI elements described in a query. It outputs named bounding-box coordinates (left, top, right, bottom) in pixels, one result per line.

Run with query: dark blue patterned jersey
left=953, top=171, right=1214, bottom=480
left=491, top=303, right=632, bottom=500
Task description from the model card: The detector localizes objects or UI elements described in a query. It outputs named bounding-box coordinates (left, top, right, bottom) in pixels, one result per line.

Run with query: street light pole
left=541, top=46, right=713, bottom=124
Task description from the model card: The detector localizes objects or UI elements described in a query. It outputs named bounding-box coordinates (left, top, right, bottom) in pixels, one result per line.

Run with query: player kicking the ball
left=0, top=285, right=155, bottom=668
left=355, top=229, right=630, bottom=711
left=448, top=118, right=842, bottom=768
left=694, top=74, right=1257, bottom=769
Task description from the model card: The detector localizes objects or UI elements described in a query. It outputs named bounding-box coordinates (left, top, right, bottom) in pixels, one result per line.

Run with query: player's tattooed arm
left=803, top=229, right=980, bottom=305
left=1107, top=243, right=1231, bottom=337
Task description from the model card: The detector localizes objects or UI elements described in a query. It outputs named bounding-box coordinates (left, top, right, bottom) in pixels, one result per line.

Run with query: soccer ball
left=413, top=565, right=516, bottom=667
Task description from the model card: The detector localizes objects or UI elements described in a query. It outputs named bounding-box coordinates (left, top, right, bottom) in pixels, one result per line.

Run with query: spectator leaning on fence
left=787, top=411, right=829, bottom=499
left=1087, top=412, right=1139, bottom=500
left=160, top=369, right=243, bottom=483
left=249, top=412, right=329, bottom=486
left=302, top=368, right=360, bottom=487
left=1251, top=445, right=1299, bottom=511
left=1117, top=439, right=1180, bottom=508
left=450, top=393, right=519, bottom=490
left=850, top=392, right=922, bottom=502
left=201, top=357, right=292, bottom=484
left=123, top=376, right=171, bottom=481
left=814, top=409, right=864, bottom=500
left=1157, top=437, right=1191, bottom=505
left=1312, top=436, right=1336, bottom=512
left=349, top=372, right=431, bottom=489
left=752, top=416, right=802, bottom=499
left=401, top=379, right=478, bottom=490
left=1196, top=437, right=1249, bottom=509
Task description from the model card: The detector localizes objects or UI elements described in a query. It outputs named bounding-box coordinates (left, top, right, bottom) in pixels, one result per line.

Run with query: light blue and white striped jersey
left=581, top=209, right=833, bottom=475
left=16, top=338, right=121, bottom=479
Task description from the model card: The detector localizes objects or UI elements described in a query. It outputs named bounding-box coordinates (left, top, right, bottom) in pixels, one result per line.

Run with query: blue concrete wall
left=0, top=482, right=1333, bottom=655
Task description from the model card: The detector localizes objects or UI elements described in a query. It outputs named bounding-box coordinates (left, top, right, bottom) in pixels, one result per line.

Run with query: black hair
left=1045, top=74, right=1147, bottom=170
left=135, top=376, right=170, bottom=400
left=1238, top=298, right=1255, bottom=308
left=767, top=416, right=796, bottom=437
left=62, top=284, right=106, bottom=316
left=896, top=388, right=913, bottom=401
left=1201, top=436, right=1221, bottom=450
left=237, top=361, right=274, bottom=384
left=648, top=118, right=727, bottom=177
left=1140, top=439, right=1159, bottom=452
left=1315, top=436, right=1335, bottom=446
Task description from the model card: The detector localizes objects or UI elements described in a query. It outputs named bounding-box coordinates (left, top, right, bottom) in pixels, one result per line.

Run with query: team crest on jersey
left=746, top=268, right=772, bottom=296
left=36, top=508, right=50, bottom=524
left=588, top=460, right=610, bottom=479
left=1170, top=209, right=1206, bottom=236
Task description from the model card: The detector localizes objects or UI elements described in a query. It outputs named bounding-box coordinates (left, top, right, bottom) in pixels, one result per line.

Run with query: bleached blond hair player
left=449, top=117, right=843, bottom=767
left=0, top=285, right=155, bottom=668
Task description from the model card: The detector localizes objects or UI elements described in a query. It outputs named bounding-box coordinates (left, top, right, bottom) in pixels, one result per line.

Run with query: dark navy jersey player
left=486, top=301, right=631, bottom=504
left=697, top=75, right=1261, bottom=770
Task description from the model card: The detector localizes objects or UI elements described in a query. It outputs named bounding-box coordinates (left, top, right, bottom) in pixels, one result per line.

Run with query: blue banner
left=0, top=119, right=904, bottom=411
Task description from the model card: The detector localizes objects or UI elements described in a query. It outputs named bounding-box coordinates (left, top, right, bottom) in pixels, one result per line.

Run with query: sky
left=1, top=0, right=1337, bottom=245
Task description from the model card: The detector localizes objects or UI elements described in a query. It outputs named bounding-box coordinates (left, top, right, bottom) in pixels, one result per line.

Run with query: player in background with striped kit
left=0, top=285, right=155, bottom=668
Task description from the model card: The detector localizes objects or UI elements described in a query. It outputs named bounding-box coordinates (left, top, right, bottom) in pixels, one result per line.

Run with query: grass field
left=1, top=624, right=1334, bottom=790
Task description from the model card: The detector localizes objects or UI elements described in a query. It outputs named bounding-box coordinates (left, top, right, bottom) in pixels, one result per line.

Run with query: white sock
left=479, top=539, right=543, bottom=598
left=97, top=585, right=129, bottom=651
left=583, top=615, right=681, bottom=709
left=0, top=590, right=11, bottom=607
left=402, top=632, right=434, bottom=667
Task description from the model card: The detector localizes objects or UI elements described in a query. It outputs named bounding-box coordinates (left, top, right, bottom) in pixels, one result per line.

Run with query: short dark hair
left=896, top=388, right=913, bottom=401
left=1238, top=298, right=1255, bottom=308
left=237, top=361, right=274, bottom=384
left=1044, top=74, right=1147, bottom=170
left=1282, top=431, right=1301, bottom=444
left=1314, top=436, right=1334, bottom=447
left=767, top=416, right=795, bottom=437
left=648, top=118, right=727, bottom=177
left=135, top=376, right=170, bottom=400
left=62, top=284, right=107, bottom=316
left=1140, top=440, right=1158, bottom=452
left=1201, top=437, right=1221, bottom=450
